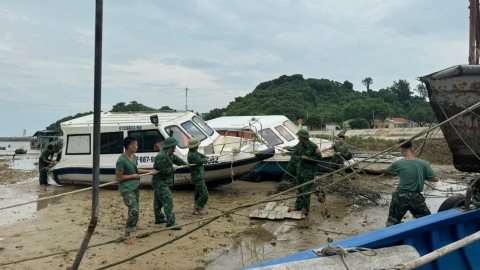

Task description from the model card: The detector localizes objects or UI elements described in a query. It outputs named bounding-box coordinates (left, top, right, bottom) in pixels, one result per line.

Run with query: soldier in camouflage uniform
left=370, top=140, right=438, bottom=227
left=151, top=137, right=188, bottom=230
left=281, top=145, right=299, bottom=182
left=282, top=129, right=322, bottom=215
left=187, top=138, right=214, bottom=215
left=115, top=136, right=157, bottom=245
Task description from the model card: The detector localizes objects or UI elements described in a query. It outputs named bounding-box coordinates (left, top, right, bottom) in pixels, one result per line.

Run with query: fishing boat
left=245, top=2, right=480, bottom=269
left=30, top=130, right=62, bottom=150
left=206, top=115, right=335, bottom=178
left=48, top=111, right=274, bottom=186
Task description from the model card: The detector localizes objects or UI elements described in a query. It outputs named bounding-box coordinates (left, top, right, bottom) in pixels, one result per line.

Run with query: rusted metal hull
left=421, top=65, right=480, bottom=172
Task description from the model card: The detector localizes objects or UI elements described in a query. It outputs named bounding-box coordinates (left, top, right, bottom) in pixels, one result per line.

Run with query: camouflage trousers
left=386, top=190, right=431, bottom=227
left=294, top=173, right=314, bottom=211
left=194, top=179, right=209, bottom=211
left=281, top=160, right=298, bottom=182
left=121, top=189, right=140, bottom=233
left=39, top=168, right=48, bottom=185
left=152, top=181, right=176, bottom=227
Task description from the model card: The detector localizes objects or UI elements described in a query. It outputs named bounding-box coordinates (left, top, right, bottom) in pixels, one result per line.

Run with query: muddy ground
left=0, top=155, right=470, bottom=270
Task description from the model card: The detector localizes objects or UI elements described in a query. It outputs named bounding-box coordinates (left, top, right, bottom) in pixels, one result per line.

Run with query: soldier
left=187, top=138, right=214, bottom=215
left=370, top=140, right=439, bottom=227
left=321, top=135, right=351, bottom=175
left=151, top=137, right=188, bottom=230
left=282, top=129, right=322, bottom=215
left=115, top=136, right=157, bottom=245
left=281, top=145, right=299, bottom=182
left=38, top=144, right=55, bottom=186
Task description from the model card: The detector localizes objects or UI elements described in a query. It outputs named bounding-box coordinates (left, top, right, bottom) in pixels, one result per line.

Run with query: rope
left=3, top=103, right=480, bottom=268
left=0, top=171, right=156, bottom=211
left=318, top=245, right=377, bottom=270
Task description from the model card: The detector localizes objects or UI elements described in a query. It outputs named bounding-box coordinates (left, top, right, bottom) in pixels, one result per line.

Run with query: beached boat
left=30, top=130, right=62, bottom=150
left=348, top=153, right=404, bottom=171
left=207, top=115, right=335, bottom=178
left=48, top=111, right=274, bottom=186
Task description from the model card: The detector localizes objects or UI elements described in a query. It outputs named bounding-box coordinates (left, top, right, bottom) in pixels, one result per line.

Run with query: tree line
left=204, top=74, right=434, bottom=130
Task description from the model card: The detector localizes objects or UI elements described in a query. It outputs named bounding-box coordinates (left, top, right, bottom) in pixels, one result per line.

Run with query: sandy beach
left=0, top=154, right=469, bottom=270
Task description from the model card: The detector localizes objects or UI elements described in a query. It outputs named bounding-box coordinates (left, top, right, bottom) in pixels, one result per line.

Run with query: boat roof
left=422, top=64, right=480, bottom=80
left=61, top=111, right=192, bottom=127
left=207, top=115, right=291, bottom=130
left=33, top=130, right=62, bottom=136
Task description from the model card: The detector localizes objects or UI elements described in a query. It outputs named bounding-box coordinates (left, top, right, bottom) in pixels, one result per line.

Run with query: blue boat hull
left=244, top=208, right=480, bottom=270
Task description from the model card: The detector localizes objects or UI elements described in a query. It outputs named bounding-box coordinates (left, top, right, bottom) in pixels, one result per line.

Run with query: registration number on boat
left=119, top=125, right=142, bottom=131
left=136, top=156, right=156, bottom=163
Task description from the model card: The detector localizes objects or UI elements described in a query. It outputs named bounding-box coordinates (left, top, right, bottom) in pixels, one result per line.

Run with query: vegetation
left=204, top=74, right=435, bottom=130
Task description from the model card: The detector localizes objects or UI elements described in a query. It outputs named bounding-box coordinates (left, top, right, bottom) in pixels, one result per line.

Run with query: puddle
left=0, top=179, right=77, bottom=226
left=10, top=157, right=38, bottom=171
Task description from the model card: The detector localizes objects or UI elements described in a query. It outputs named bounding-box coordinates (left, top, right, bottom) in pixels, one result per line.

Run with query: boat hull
left=49, top=157, right=263, bottom=187
left=245, top=208, right=480, bottom=270
left=422, top=65, right=480, bottom=172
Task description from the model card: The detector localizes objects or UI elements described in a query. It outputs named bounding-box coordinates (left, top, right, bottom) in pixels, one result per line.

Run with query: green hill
left=204, top=74, right=434, bottom=129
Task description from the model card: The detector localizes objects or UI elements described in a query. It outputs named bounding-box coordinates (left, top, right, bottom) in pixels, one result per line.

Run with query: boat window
left=275, top=125, right=295, bottom=141
left=192, top=116, right=214, bottom=136
left=66, top=134, right=91, bottom=155
left=100, top=132, right=124, bottom=154
left=260, top=128, right=283, bottom=146
left=129, top=130, right=166, bottom=153
left=181, top=121, right=207, bottom=141
left=164, top=126, right=189, bottom=148
left=283, top=120, right=300, bottom=134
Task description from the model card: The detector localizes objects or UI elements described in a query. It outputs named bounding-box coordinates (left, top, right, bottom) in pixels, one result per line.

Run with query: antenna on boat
left=469, top=0, right=479, bottom=64
left=69, top=1, right=103, bottom=269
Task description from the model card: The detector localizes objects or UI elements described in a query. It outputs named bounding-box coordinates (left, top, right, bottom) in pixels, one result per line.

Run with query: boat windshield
left=192, top=116, right=214, bottom=136
left=274, top=125, right=295, bottom=141
left=181, top=121, right=207, bottom=141
left=164, top=126, right=190, bottom=148
left=283, top=120, right=300, bottom=134
left=260, top=128, right=283, bottom=146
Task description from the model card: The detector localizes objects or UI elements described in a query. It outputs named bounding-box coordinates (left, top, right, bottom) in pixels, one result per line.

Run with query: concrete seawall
left=0, top=137, right=32, bottom=142
left=310, top=127, right=444, bottom=140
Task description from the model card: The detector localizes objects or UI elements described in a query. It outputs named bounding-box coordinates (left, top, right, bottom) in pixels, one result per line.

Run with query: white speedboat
left=207, top=115, right=335, bottom=178
left=48, top=111, right=274, bottom=186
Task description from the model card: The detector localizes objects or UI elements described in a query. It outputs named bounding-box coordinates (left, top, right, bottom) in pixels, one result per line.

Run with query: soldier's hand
left=150, top=170, right=158, bottom=175
left=281, top=152, right=286, bottom=156
left=302, top=155, right=308, bottom=160
left=132, top=174, right=140, bottom=179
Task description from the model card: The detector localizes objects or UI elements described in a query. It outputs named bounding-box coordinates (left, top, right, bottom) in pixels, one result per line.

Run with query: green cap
left=296, top=129, right=310, bottom=138
left=187, top=138, right=201, bottom=148
left=162, top=137, right=179, bottom=148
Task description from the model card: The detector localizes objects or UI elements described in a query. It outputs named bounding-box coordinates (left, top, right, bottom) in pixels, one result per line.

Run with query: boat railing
left=312, top=129, right=335, bottom=150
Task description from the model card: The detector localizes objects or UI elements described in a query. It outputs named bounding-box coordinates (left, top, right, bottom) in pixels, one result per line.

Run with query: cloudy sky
left=0, top=0, right=468, bottom=136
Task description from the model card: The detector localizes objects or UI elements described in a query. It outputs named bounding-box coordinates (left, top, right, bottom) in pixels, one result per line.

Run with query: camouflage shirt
left=286, top=140, right=322, bottom=175
left=151, top=149, right=187, bottom=186
left=187, top=150, right=208, bottom=182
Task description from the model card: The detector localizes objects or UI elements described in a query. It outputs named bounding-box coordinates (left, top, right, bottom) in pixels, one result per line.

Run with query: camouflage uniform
left=121, top=189, right=140, bottom=231
left=188, top=150, right=209, bottom=211
left=281, top=146, right=299, bottom=182
left=151, top=148, right=187, bottom=227
left=38, top=149, right=53, bottom=185
left=286, top=135, right=322, bottom=212
left=386, top=190, right=430, bottom=226
left=385, top=158, right=436, bottom=227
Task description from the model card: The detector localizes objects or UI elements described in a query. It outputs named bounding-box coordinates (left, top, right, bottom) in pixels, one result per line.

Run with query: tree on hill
left=361, top=77, right=374, bottom=92
left=111, top=101, right=156, bottom=112
left=415, top=83, right=428, bottom=100
left=391, top=79, right=413, bottom=102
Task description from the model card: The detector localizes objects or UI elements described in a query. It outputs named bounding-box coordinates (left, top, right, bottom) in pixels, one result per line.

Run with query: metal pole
left=67, top=0, right=102, bottom=269
left=469, top=0, right=477, bottom=64
left=185, top=87, right=188, bottom=111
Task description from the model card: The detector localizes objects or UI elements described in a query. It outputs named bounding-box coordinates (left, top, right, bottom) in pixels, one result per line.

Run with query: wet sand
left=0, top=157, right=469, bottom=270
